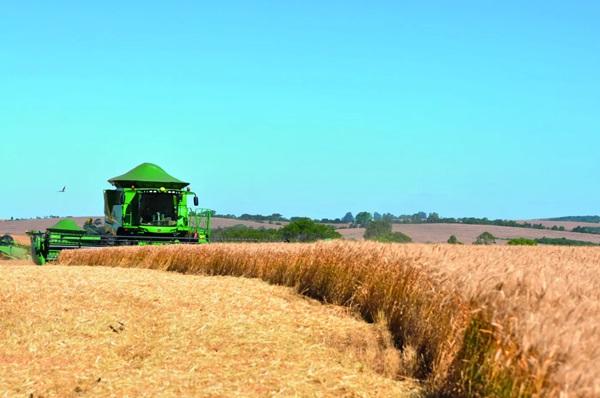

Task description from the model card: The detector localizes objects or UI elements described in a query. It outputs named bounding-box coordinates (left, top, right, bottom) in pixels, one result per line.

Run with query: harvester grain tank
left=28, top=163, right=211, bottom=265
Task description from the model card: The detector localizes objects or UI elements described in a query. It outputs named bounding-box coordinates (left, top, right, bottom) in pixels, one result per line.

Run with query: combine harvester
left=28, top=163, right=211, bottom=265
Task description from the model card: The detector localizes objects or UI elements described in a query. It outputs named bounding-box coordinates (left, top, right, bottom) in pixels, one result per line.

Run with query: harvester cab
left=28, top=163, right=211, bottom=265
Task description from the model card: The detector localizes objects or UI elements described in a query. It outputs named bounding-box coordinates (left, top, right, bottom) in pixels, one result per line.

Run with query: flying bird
left=58, top=186, right=66, bottom=193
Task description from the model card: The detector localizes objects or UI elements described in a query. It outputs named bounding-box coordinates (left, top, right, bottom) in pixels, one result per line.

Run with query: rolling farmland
left=338, top=222, right=600, bottom=244
left=5, top=217, right=600, bottom=246
left=3, top=219, right=600, bottom=396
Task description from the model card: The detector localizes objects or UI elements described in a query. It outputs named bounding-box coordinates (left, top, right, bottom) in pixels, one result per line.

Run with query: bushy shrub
left=447, top=235, right=462, bottom=244
left=280, top=218, right=341, bottom=242
left=364, top=220, right=392, bottom=239
left=213, top=220, right=341, bottom=243
left=507, top=238, right=538, bottom=246
left=211, top=225, right=281, bottom=242
left=535, top=237, right=597, bottom=246
left=374, top=231, right=412, bottom=243
left=572, top=226, right=600, bottom=234
left=364, top=220, right=412, bottom=243
left=355, top=211, right=373, bottom=228
left=474, top=232, right=496, bottom=245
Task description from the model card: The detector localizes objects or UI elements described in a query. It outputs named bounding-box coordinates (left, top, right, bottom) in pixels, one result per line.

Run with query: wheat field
left=0, top=265, right=421, bottom=397
left=59, top=242, right=600, bottom=397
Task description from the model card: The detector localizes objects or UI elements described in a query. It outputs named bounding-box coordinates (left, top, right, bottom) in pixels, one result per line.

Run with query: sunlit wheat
left=59, top=242, right=600, bottom=397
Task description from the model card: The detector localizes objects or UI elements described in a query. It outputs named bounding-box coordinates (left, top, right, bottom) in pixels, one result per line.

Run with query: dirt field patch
left=338, top=223, right=600, bottom=244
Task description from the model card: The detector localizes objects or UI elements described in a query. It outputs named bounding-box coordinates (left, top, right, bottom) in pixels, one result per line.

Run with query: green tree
left=270, top=213, right=285, bottom=221
left=280, top=218, right=341, bottom=242
left=341, top=212, right=355, bottom=223
left=427, top=212, right=440, bottom=223
left=415, top=211, right=427, bottom=221
left=474, top=232, right=496, bottom=245
left=364, top=220, right=412, bottom=243
left=382, top=213, right=395, bottom=222
left=355, top=211, right=373, bottom=228
left=364, top=219, right=392, bottom=239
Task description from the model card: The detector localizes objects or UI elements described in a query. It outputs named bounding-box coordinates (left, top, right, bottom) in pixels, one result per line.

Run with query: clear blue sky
left=1, top=1, right=599, bottom=220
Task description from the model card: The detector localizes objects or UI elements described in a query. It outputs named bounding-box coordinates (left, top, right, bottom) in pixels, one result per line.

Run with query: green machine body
left=28, top=163, right=211, bottom=265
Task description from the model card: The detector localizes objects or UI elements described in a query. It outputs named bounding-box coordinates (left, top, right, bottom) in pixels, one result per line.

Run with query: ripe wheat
left=59, top=242, right=600, bottom=397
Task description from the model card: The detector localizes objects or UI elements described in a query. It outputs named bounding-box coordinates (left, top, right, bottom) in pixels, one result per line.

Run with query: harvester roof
left=108, top=163, right=189, bottom=189
left=48, top=219, right=85, bottom=232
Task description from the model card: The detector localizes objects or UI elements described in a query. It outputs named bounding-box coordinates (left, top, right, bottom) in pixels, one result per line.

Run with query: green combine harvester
left=28, top=163, right=212, bottom=265
left=0, top=235, right=29, bottom=260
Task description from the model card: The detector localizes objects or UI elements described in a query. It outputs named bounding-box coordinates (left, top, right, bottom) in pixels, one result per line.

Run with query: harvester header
left=0, top=234, right=29, bottom=260
left=28, top=163, right=211, bottom=265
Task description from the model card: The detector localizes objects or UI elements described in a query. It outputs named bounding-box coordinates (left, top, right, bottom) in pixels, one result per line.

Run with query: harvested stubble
left=59, top=242, right=600, bottom=397
left=0, top=265, right=420, bottom=397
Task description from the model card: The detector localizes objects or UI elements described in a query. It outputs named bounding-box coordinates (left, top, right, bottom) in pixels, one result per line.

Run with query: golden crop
left=0, top=266, right=421, bottom=397
left=60, top=241, right=600, bottom=397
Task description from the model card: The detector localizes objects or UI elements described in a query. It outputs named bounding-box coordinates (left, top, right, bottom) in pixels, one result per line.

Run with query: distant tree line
left=211, top=225, right=281, bottom=242
left=535, top=237, right=598, bottom=246
left=211, top=218, right=341, bottom=243
left=571, top=226, right=600, bottom=235
left=207, top=211, right=600, bottom=236
left=470, top=232, right=598, bottom=247
left=3, top=215, right=62, bottom=221
left=545, top=216, right=600, bottom=223
left=211, top=212, right=286, bottom=223
left=507, top=238, right=537, bottom=246
left=335, top=211, right=564, bottom=231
